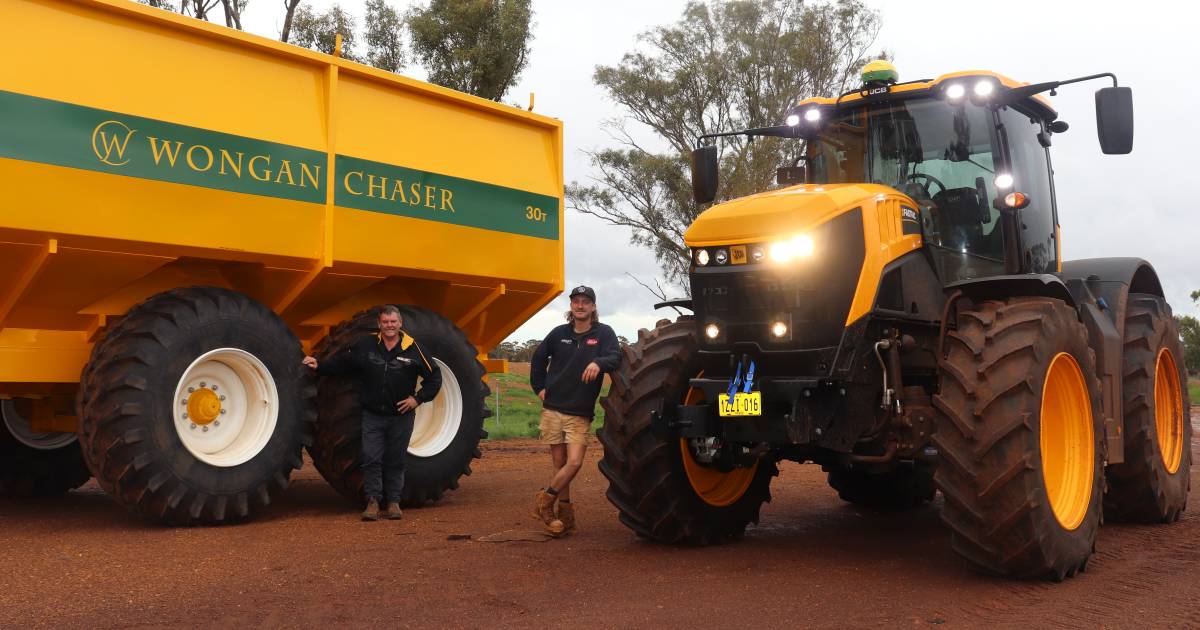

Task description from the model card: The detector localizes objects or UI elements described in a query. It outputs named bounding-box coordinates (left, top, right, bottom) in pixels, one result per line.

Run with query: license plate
left=718, top=391, right=762, bottom=417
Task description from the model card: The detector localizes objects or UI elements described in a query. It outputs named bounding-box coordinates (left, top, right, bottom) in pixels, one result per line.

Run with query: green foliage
left=483, top=372, right=608, bottom=440
left=407, top=0, right=534, bottom=101
left=290, top=3, right=361, bottom=61
left=1189, top=378, right=1199, bottom=403
left=568, top=0, right=883, bottom=286
left=1181, top=314, right=1200, bottom=376
left=364, top=0, right=406, bottom=72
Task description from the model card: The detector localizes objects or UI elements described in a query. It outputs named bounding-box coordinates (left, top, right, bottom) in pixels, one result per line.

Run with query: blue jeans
left=361, top=410, right=414, bottom=504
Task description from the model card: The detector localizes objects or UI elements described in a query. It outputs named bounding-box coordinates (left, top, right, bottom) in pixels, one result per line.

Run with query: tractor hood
left=684, top=183, right=895, bottom=247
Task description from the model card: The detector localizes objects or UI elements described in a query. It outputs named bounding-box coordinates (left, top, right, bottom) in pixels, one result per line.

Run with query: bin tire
left=0, top=401, right=90, bottom=497
left=307, top=305, right=489, bottom=507
left=77, top=286, right=315, bottom=524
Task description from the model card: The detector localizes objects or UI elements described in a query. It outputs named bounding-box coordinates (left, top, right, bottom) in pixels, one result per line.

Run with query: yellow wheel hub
left=1040, top=352, right=1094, bottom=531
left=679, top=378, right=757, bottom=507
left=1154, top=348, right=1184, bottom=474
left=187, top=387, right=222, bottom=426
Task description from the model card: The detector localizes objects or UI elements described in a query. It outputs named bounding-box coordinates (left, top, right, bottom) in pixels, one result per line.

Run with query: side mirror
left=776, top=165, right=806, bottom=186
left=1095, top=87, right=1133, bottom=154
left=691, top=146, right=718, bottom=205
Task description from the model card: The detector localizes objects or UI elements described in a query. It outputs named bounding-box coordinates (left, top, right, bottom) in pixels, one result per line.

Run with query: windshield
left=808, top=98, right=1006, bottom=282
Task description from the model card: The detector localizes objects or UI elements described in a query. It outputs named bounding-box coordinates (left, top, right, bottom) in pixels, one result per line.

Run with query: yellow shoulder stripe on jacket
left=401, top=331, right=434, bottom=371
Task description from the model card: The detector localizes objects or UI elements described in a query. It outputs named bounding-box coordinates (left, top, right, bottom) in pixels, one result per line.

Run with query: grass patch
left=1189, top=378, right=1199, bottom=404
left=483, top=371, right=608, bottom=440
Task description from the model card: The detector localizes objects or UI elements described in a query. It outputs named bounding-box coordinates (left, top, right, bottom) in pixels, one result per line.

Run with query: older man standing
left=529, top=286, right=621, bottom=536
left=303, top=305, right=441, bottom=521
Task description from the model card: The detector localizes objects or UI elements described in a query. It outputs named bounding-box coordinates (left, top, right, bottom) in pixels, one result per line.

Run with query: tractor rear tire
left=77, top=287, right=316, bottom=524
left=932, top=296, right=1103, bottom=580
left=0, top=400, right=90, bottom=497
left=827, top=462, right=935, bottom=509
left=1103, top=294, right=1191, bottom=523
left=598, top=318, right=776, bottom=545
left=307, top=305, right=489, bottom=507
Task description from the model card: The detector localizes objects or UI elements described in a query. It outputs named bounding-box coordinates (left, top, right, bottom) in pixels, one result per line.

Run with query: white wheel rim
left=172, top=348, right=279, bottom=468
left=410, top=358, right=463, bottom=458
left=1, top=400, right=78, bottom=450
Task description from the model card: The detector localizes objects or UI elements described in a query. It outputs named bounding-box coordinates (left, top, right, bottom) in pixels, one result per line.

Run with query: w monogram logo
left=91, top=120, right=136, bottom=166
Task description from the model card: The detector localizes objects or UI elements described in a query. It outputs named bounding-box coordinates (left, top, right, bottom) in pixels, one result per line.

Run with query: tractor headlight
left=771, top=321, right=789, bottom=338
left=705, top=323, right=721, bottom=339
left=768, top=235, right=815, bottom=263
left=695, top=248, right=710, bottom=266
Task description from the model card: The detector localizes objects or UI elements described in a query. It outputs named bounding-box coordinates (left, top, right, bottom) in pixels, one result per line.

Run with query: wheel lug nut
left=200, top=382, right=207, bottom=388
left=183, top=413, right=189, bottom=419
left=214, top=420, right=220, bottom=427
left=219, top=396, right=226, bottom=401
left=220, top=409, right=226, bottom=415
left=181, top=400, right=188, bottom=406
left=211, top=385, right=218, bottom=391
left=202, top=426, right=209, bottom=432
left=188, top=387, right=195, bottom=393
left=189, top=423, right=196, bottom=430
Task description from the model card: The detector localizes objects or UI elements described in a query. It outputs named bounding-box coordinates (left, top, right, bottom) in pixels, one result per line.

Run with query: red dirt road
left=3, top=411, right=1200, bottom=628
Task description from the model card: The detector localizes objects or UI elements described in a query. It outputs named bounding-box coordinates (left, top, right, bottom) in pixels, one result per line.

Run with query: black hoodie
left=530, top=322, right=621, bottom=419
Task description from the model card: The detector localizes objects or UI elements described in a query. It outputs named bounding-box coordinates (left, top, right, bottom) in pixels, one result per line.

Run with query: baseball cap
left=568, top=285, right=596, bottom=302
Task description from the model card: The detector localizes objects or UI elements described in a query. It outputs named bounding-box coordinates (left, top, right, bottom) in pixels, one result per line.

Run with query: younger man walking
left=529, top=286, right=621, bottom=535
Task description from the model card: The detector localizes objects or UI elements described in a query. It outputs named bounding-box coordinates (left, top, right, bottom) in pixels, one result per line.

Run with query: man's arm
left=529, top=332, right=553, bottom=395
left=314, top=343, right=360, bottom=376
left=593, top=326, right=623, bottom=373
left=412, top=342, right=442, bottom=404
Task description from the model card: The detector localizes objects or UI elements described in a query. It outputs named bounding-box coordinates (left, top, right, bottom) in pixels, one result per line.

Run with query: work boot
left=361, top=499, right=380, bottom=522
left=557, top=501, right=577, bottom=535
left=532, top=490, right=558, bottom=526
left=545, top=517, right=566, bottom=537
left=386, top=502, right=403, bottom=520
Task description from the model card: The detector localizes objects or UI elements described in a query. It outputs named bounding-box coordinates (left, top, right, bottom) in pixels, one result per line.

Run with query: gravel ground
left=2, top=409, right=1199, bottom=628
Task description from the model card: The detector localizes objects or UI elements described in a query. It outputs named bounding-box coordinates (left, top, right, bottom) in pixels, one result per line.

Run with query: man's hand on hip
left=302, top=356, right=318, bottom=369
left=538, top=390, right=546, bottom=401
left=582, top=362, right=601, bottom=383
left=397, top=396, right=419, bottom=414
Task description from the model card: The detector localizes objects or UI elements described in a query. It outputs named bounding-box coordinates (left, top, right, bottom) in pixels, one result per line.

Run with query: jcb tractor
left=598, top=61, right=1190, bottom=580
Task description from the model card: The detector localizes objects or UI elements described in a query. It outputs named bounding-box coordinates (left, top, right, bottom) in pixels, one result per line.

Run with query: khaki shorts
left=539, top=409, right=592, bottom=445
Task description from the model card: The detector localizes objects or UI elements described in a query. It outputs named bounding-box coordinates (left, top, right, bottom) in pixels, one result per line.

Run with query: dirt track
left=3, top=411, right=1200, bottom=629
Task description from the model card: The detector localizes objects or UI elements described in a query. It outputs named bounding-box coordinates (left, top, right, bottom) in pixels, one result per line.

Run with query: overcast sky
left=239, top=0, right=1200, bottom=343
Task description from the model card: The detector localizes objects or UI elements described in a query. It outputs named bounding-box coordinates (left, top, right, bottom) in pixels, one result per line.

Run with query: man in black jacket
left=529, top=285, right=621, bottom=535
left=303, top=306, right=441, bottom=521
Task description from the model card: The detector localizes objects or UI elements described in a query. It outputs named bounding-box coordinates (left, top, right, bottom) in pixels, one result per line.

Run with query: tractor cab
left=690, top=61, right=1134, bottom=287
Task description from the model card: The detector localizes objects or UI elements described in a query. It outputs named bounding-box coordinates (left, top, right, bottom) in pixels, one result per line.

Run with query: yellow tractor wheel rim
left=1039, top=352, right=1094, bottom=531
left=679, top=376, right=757, bottom=507
left=1154, top=348, right=1184, bottom=474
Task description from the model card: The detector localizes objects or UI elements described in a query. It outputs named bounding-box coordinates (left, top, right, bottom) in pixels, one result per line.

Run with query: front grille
left=691, top=207, right=865, bottom=351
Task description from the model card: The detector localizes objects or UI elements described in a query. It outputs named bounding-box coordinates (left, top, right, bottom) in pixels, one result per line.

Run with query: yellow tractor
left=599, top=61, right=1189, bottom=579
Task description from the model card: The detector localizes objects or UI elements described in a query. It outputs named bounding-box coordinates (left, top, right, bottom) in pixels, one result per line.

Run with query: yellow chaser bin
left=0, top=0, right=564, bottom=522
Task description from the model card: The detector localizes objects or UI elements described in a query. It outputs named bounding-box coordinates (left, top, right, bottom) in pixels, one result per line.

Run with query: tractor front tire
left=598, top=318, right=776, bottom=545
left=78, top=287, right=316, bottom=524
left=933, top=296, right=1103, bottom=580
left=307, top=305, right=489, bottom=507
left=1103, top=294, right=1191, bottom=523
